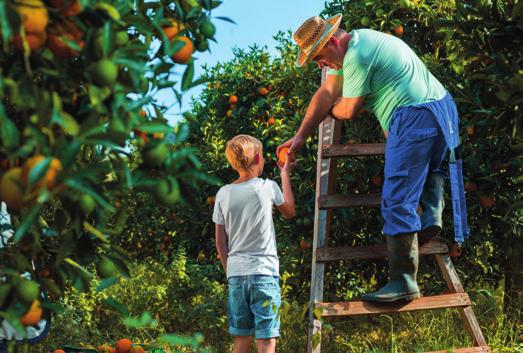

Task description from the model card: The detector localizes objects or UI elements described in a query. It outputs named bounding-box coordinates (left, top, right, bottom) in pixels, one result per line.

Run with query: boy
left=213, top=134, right=296, bottom=353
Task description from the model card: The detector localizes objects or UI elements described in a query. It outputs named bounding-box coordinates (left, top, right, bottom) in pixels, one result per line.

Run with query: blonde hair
left=225, top=134, right=263, bottom=171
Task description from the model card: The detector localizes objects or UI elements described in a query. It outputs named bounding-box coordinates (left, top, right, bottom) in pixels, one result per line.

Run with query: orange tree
left=0, top=0, right=226, bottom=333
left=119, top=0, right=522, bottom=309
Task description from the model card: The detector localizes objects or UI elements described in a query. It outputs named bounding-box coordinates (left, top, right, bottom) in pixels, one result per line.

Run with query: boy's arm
left=276, top=168, right=296, bottom=219
left=215, top=224, right=228, bottom=273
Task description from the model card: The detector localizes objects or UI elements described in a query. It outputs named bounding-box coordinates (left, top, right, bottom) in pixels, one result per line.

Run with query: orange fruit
left=371, top=175, right=383, bottom=186
left=53, top=350, right=66, bottom=353
left=479, top=195, right=495, bottom=208
left=97, top=345, right=113, bottom=353
left=134, top=129, right=149, bottom=142
left=277, top=147, right=289, bottom=166
left=20, top=300, right=43, bottom=326
left=267, top=117, right=276, bottom=126
left=115, top=339, right=132, bottom=353
left=206, top=196, right=215, bottom=205
left=47, top=23, right=84, bottom=59
left=226, top=110, right=233, bottom=118
left=258, top=87, right=269, bottom=96
left=0, top=168, right=25, bottom=210
left=171, top=36, right=194, bottom=64
left=15, top=0, right=49, bottom=34
left=162, top=19, right=184, bottom=40
left=393, top=25, right=404, bottom=37
left=49, top=0, right=82, bottom=16
left=228, top=95, right=238, bottom=104
left=13, top=32, right=47, bottom=51
left=129, top=346, right=145, bottom=353
left=466, top=125, right=475, bottom=136
left=152, top=132, right=165, bottom=140
left=464, top=181, right=478, bottom=192
left=300, top=239, right=311, bottom=250
left=47, top=33, right=79, bottom=59
left=139, top=110, right=147, bottom=117
left=21, top=155, right=63, bottom=192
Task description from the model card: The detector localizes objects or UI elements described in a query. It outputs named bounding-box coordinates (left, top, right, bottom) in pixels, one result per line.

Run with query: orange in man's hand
left=277, top=147, right=289, bottom=166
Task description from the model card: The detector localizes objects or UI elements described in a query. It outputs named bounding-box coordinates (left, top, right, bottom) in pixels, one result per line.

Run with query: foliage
left=0, top=0, right=226, bottom=336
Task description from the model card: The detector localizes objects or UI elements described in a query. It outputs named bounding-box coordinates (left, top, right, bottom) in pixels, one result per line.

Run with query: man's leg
left=256, top=338, right=276, bottom=353
left=233, top=336, right=253, bottom=353
left=363, top=106, right=443, bottom=302
left=418, top=171, right=445, bottom=244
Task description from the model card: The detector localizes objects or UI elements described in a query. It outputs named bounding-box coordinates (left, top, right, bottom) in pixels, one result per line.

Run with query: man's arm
left=276, top=74, right=342, bottom=160
left=215, top=224, right=228, bottom=273
left=295, top=73, right=343, bottom=140
left=330, top=96, right=366, bottom=121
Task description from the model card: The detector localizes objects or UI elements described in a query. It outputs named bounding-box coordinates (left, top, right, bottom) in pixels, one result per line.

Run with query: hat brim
left=296, top=13, right=342, bottom=68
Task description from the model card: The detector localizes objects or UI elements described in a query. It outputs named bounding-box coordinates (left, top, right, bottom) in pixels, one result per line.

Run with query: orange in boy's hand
left=277, top=147, right=289, bottom=166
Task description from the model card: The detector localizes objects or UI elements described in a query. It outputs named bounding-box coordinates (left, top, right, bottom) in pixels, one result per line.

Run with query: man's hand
left=277, top=135, right=304, bottom=166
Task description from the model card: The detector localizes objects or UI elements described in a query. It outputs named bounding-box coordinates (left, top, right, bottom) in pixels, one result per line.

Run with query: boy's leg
left=249, top=276, right=281, bottom=349
left=228, top=277, right=256, bottom=347
left=256, top=338, right=276, bottom=353
left=233, top=336, right=253, bottom=353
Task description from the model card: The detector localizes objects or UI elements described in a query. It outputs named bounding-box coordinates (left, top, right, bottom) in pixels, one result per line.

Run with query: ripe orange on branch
left=20, top=300, right=43, bottom=326
left=228, top=95, right=238, bottom=104
left=277, top=147, right=289, bottom=166
left=13, top=32, right=47, bottom=52
left=393, top=24, right=404, bottom=37
left=21, top=155, right=63, bottom=192
left=258, top=87, right=269, bottom=96
left=15, top=0, right=49, bottom=34
left=162, top=19, right=184, bottom=40
left=115, top=339, right=133, bottom=353
left=171, top=36, right=194, bottom=64
left=267, top=117, right=276, bottom=126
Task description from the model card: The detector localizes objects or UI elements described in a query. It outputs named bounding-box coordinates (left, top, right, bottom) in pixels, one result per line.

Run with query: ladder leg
left=308, top=68, right=342, bottom=353
left=435, top=254, right=488, bottom=346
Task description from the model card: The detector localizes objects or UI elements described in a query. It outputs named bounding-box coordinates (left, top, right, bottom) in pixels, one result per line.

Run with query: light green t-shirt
left=327, top=29, right=446, bottom=131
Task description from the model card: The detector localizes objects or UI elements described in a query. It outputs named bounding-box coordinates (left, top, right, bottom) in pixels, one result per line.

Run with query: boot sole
left=363, top=292, right=421, bottom=303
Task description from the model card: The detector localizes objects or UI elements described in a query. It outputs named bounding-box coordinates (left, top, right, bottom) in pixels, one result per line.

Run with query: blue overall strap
left=449, top=148, right=470, bottom=243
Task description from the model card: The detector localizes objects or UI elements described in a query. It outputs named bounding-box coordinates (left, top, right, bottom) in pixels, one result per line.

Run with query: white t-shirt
left=212, top=178, right=284, bottom=278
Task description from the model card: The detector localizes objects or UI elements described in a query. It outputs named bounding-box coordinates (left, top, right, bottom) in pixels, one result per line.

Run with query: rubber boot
left=362, top=233, right=421, bottom=302
left=419, top=172, right=445, bottom=245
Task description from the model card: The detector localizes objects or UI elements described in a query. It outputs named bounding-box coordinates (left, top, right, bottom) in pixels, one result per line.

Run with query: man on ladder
left=277, top=14, right=469, bottom=302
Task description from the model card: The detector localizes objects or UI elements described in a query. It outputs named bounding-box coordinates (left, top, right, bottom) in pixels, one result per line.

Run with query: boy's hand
left=280, top=158, right=297, bottom=174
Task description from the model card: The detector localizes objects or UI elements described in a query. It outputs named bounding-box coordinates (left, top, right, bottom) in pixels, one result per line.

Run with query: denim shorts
left=227, top=275, right=281, bottom=339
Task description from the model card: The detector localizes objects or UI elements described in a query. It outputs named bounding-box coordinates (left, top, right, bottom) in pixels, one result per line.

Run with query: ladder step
left=315, top=293, right=471, bottom=317
left=322, top=143, right=386, bottom=158
left=318, top=193, right=381, bottom=209
left=425, top=346, right=491, bottom=353
left=316, top=240, right=449, bottom=262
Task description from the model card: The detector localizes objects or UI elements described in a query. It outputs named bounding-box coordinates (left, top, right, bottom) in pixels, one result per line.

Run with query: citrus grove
left=0, top=0, right=226, bottom=350
left=1, top=0, right=519, bottom=352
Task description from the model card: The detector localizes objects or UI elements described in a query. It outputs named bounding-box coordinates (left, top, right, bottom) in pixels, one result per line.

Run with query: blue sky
left=156, top=0, right=326, bottom=124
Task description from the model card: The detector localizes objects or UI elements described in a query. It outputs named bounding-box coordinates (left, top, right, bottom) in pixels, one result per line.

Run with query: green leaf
left=54, top=112, right=80, bottom=136
left=215, top=16, right=236, bottom=24
left=96, top=276, right=119, bottom=292
left=103, top=297, right=130, bottom=317
left=181, top=63, right=195, bottom=91
left=0, top=104, right=20, bottom=149
left=14, top=204, right=43, bottom=242
left=83, top=222, right=109, bottom=243
left=64, top=179, right=116, bottom=212
left=123, top=311, right=158, bottom=328
left=313, top=307, right=323, bottom=320
left=28, top=157, right=51, bottom=189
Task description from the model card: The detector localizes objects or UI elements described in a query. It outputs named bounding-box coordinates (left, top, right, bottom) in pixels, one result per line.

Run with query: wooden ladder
left=306, top=70, right=490, bottom=353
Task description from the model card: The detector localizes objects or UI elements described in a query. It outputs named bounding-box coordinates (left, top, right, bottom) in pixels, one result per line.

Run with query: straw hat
left=293, top=14, right=342, bottom=67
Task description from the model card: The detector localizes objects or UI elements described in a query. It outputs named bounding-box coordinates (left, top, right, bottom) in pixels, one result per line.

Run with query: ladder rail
left=307, top=68, right=342, bottom=353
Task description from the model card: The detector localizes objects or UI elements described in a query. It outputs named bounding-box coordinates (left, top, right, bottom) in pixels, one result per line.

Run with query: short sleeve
left=327, top=68, right=343, bottom=76
left=342, top=55, right=372, bottom=98
left=212, top=188, right=225, bottom=225
left=270, top=180, right=285, bottom=206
